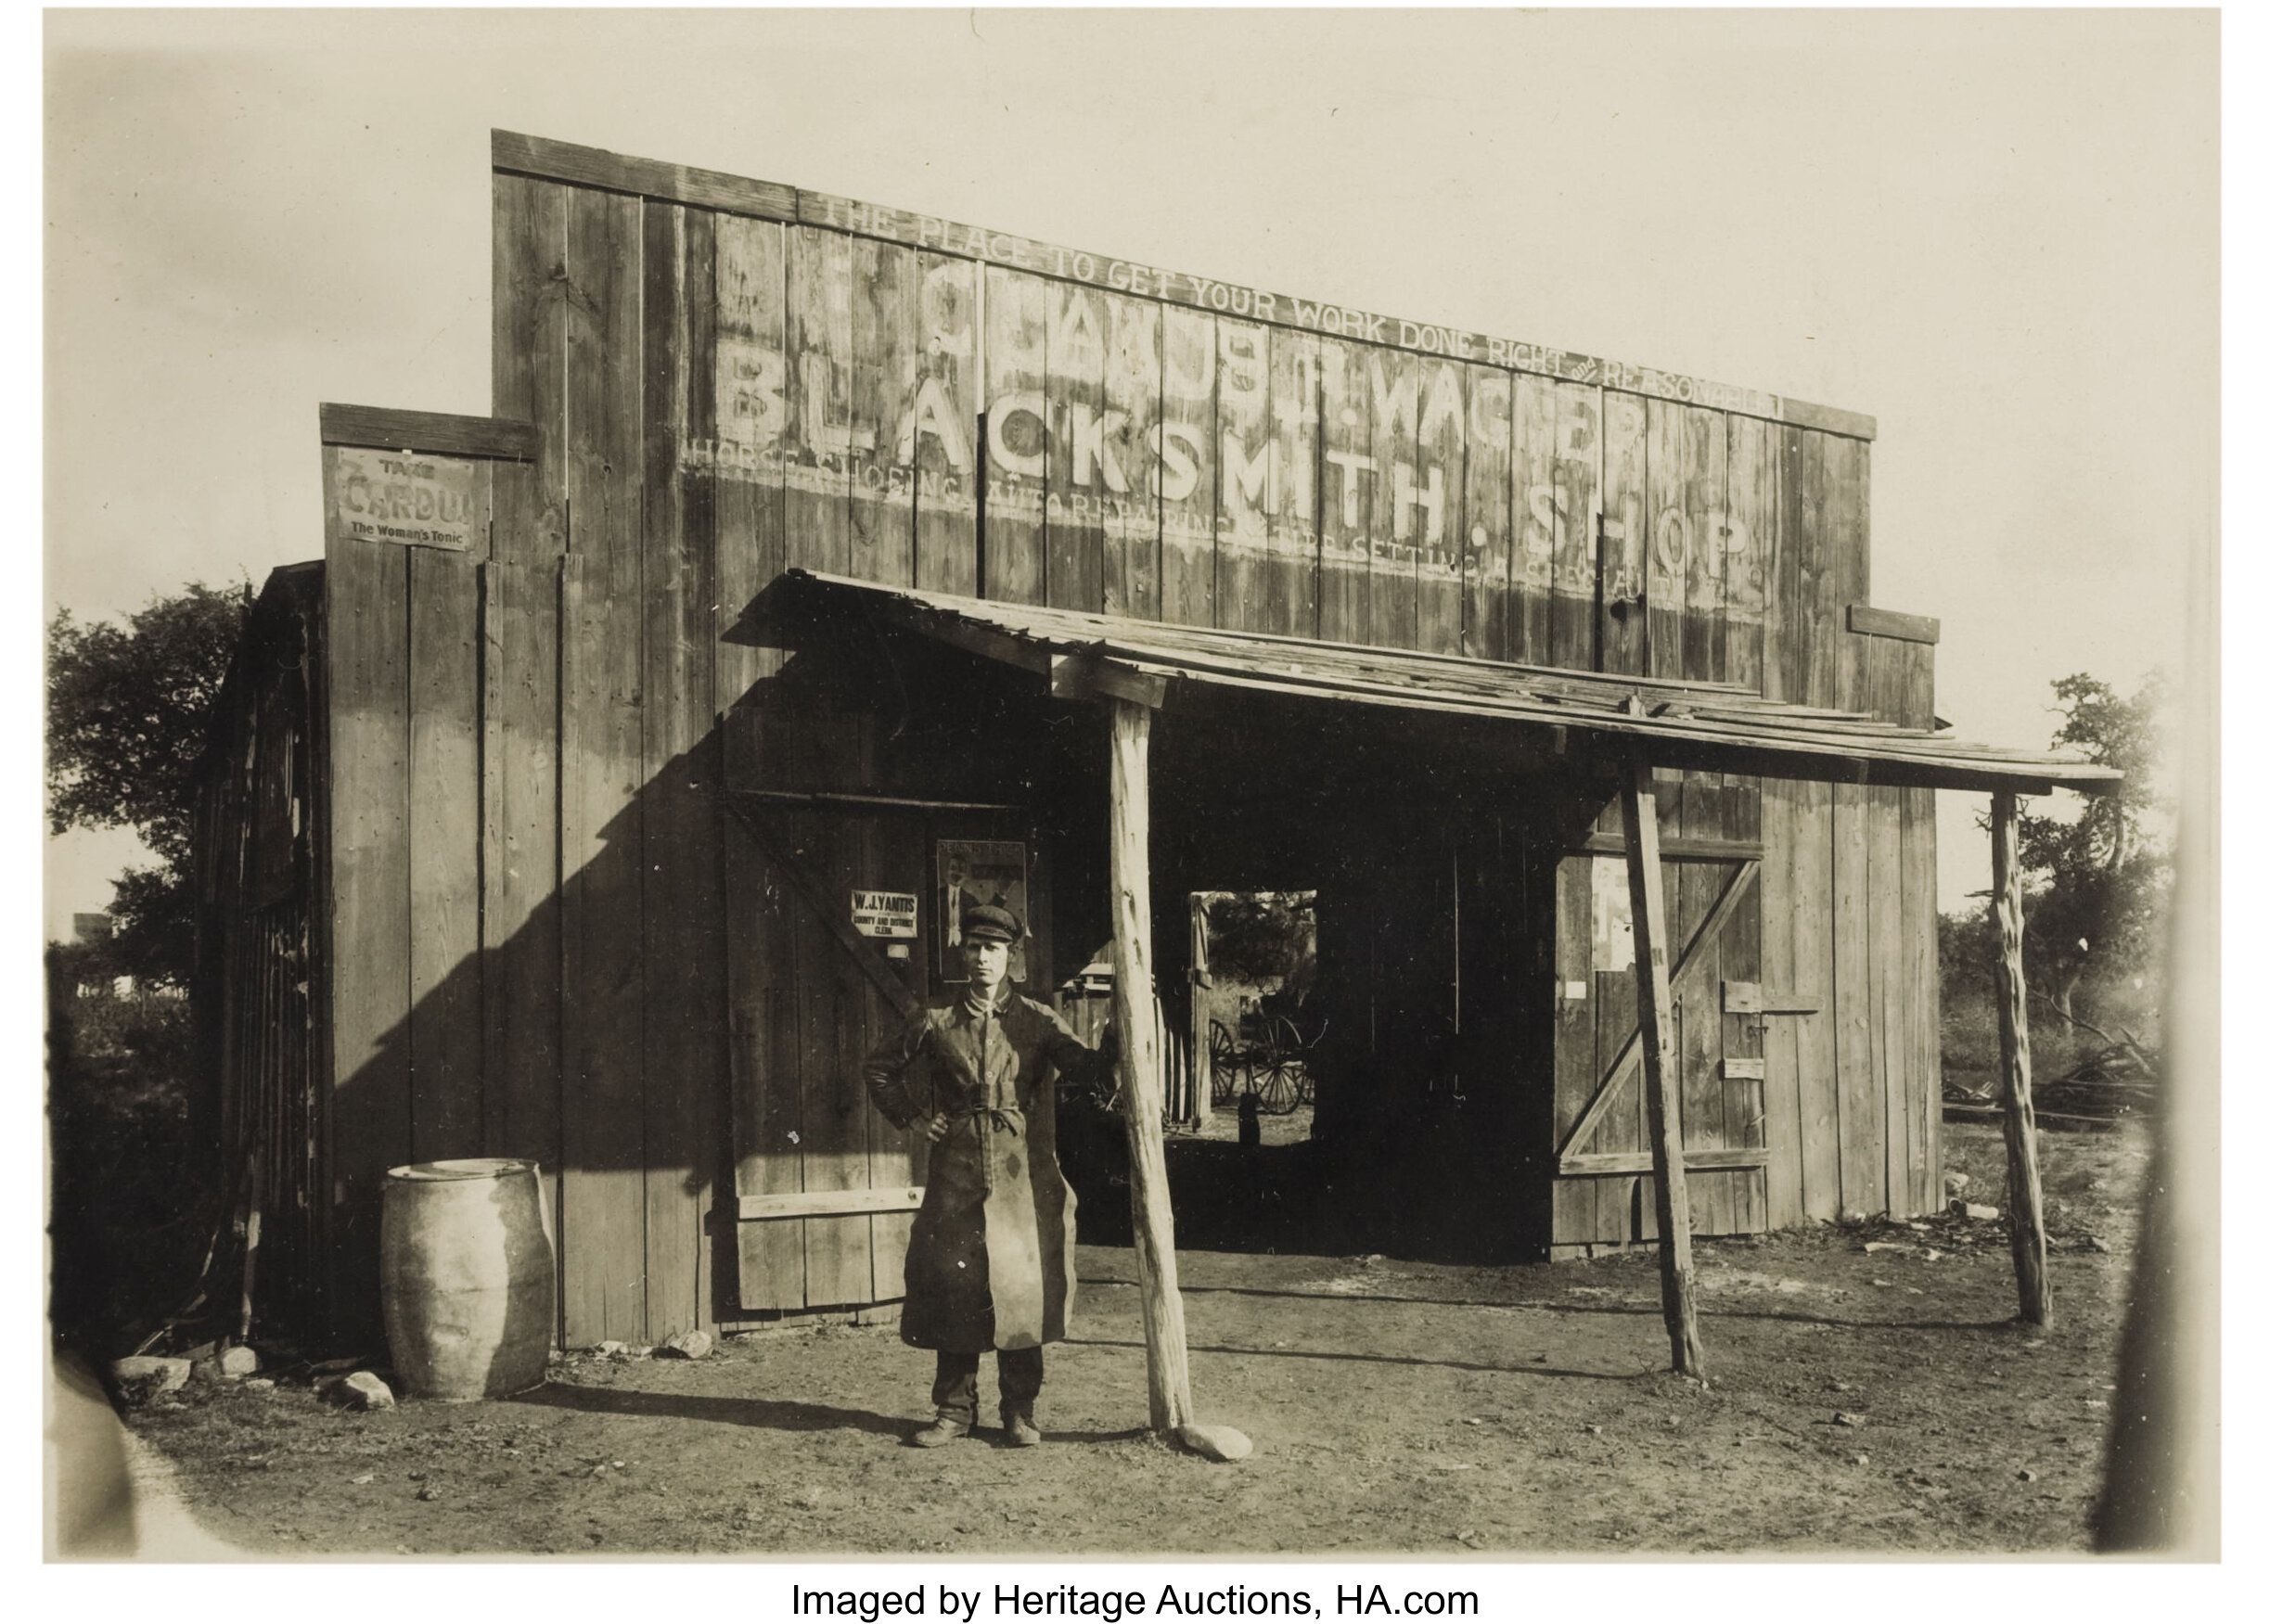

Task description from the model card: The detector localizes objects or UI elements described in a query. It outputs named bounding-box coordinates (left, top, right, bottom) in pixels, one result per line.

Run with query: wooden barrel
left=379, top=1158, right=554, bottom=1401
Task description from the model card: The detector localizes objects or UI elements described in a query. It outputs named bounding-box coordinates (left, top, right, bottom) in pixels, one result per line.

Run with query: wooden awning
left=773, top=570, right=2119, bottom=796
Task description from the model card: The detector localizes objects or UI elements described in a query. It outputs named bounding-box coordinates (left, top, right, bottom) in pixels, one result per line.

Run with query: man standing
left=862, top=904, right=1118, bottom=1447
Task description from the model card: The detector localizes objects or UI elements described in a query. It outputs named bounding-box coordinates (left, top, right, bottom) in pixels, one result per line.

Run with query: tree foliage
left=1203, top=892, right=1317, bottom=997
left=2010, top=671, right=2169, bottom=1021
left=48, top=582, right=250, bottom=863
left=47, top=582, right=250, bottom=985
left=1938, top=905, right=1998, bottom=997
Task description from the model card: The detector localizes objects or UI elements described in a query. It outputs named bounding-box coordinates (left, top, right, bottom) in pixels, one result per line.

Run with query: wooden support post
left=1108, top=699, right=1195, bottom=1433
left=1186, top=991, right=1211, bottom=1134
left=1991, top=790, right=2053, bottom=1328
left=1621, top=767, right=1706, bottom=1376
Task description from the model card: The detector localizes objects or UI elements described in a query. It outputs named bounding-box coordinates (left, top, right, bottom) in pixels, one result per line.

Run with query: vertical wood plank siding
left=1270, top=329, right=1322, bottom=638
left=1593, top=825, right=1641, bottom=1243
left=1160, top=305, right=1219, bottom=626
left=638, top=198, right=720, bottom=1341
left=854, top=237, right=919, bottom=591
left=709, top=213, right=805, bottom=1314
left=1769, top=422, right=1805, bottom=705
left=300, top=157, right=1919, bottom=1337
left=1044, top=281, right=1109, bottom=613
left=405, top=547, right=484, bottom=1163
left=915, top=254, right=981, bottom=596
left=1214, top=317, right=1272, bottom=633
left=493, top=175, right=571, bottom=559
left=1102, top=291, right=1163, bottom=620
left=1907, top=639, right=1943, bottom=1215
left=1657, top=405, right=1710, bottom=1234
left=1865, top=638, right=1910, bottom=1216
left=1411, top=358, right=1467, bottom=657
left=325, top=536, right=412, bottom=1344
left=1551, top=853, right=1596, bottom=1246
left=486, top=173, right=571, bottom=1330
left=199, top=570, right=326, bottom=1343
left=866, top=813, right=929, bottom=1300
left=1597, top=393, right=1648, bottom=676
left=713, top=211, right=788, bottom=786
left=1462, top=366, right=1513, bottom=660
left=1758, top=779, right=1803, bottom=1229
left=485, top=554, right=561, bottom=1233
left=1367, top=349, right=1420, bottom=653
left=1721, top=416, right=1770, bottom=1231
left=1790, top=778, right=1841, bottom=1219
left=1317, top=338, right=1372, bottom=644
left=1506, top=376, right=1554, bottom=664
left=560, top=185, right=650, bottom=1345
left=796, top=812, right=876, bottom=1307
left=1643, top=400, right=1690, bottom=683
left=985, top=267, right=1050, bottom=606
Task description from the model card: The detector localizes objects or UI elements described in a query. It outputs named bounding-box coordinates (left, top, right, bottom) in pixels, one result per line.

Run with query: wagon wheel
left=1263, top=1015, right=1320, bottom=1109
left=1256, top=1055, right=1302, bottom=1115
left=1209, top=1019, right=1244, bottom=1108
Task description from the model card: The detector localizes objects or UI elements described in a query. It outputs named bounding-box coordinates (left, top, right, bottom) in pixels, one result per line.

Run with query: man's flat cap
left=962, top=903, right=1024, bottom=944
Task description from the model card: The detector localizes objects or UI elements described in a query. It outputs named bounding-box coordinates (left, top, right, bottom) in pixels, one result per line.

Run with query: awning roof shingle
left=781, top=570, right=2118, bottom=796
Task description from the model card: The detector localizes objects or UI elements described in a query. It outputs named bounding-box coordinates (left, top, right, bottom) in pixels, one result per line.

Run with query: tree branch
left=2025, top=988, right=2158, bottom=1072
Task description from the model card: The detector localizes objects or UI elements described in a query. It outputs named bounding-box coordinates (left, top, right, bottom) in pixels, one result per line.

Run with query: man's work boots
left=1001, top=1408, right=1043, bottom=1448
left=912, top=1413, right=972, bottom=1449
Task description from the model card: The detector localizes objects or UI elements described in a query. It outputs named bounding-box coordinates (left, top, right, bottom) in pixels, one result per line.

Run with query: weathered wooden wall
left=491, top=131, right=1874, bottom=666
left=1548, top=428, right=1943, bottom=1251
left=197, top=564, right=327, bottom=1344
left=302, top=134, right=1934, bottom=1343
left=317, top=409, right=551, bottom=1347
left=485, top=181, right=1058, bottom=1345
left=490, top=138, right=1933, bottom=1294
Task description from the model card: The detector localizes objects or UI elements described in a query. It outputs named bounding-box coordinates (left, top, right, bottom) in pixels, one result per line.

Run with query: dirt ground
left=112, top=1117, right=2147, bottom=1556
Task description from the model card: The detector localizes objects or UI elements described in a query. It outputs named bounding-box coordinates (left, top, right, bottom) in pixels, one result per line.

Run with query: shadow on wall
left=324, top=707, right=731, bottom=1357
left=286, top=601, right=1563, bottom=1356
left=318, top=629, right=1076, bottom=1357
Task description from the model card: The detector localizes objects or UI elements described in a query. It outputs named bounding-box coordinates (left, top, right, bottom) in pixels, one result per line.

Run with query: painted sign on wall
left=795, top=186, right=1802, bottom=422
left=673, top=218, right=1798, bottom=665
left=851, top=890, right=918, bottom=939
left=687, top=253, right=1484, bottom=580
left=325, top=446, right=482, bottom=552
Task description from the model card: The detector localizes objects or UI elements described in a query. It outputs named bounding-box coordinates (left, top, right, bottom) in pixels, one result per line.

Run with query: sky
left=38, top=6, right=2218, bottom=937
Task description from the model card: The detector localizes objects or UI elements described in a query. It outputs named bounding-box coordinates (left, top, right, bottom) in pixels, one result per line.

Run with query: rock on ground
left=1175, top=1422, right=1253, bottom=1463
left=658, top=1330, right=713, bottom=1360
left=110, top=1357, right=192, bottom=1398
left=329, top=1372, right=395, bottom=1411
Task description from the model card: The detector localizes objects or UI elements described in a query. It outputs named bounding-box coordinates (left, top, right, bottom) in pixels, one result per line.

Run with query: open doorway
left=1190, top=890, right=1320, bottom=1138
left=1042, top=691, right=1595, bottom=1264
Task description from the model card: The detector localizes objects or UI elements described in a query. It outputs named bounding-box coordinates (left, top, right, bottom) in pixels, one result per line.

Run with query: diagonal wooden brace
left=1556, top=856, right=1761, bottom=1164
left=718, top=794, right=923, bottom=1024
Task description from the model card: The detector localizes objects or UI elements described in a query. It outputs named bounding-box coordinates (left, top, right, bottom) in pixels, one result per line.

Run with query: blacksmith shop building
left=195, top=133, right=2110, bottom=1350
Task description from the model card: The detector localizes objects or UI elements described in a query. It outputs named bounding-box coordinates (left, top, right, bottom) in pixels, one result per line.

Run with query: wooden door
left=726, top=802, right=928, bottom=1312
left=1549, top=818, right=1768, bottom=1250
left=726, top=806, right=1042, bottom=1312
